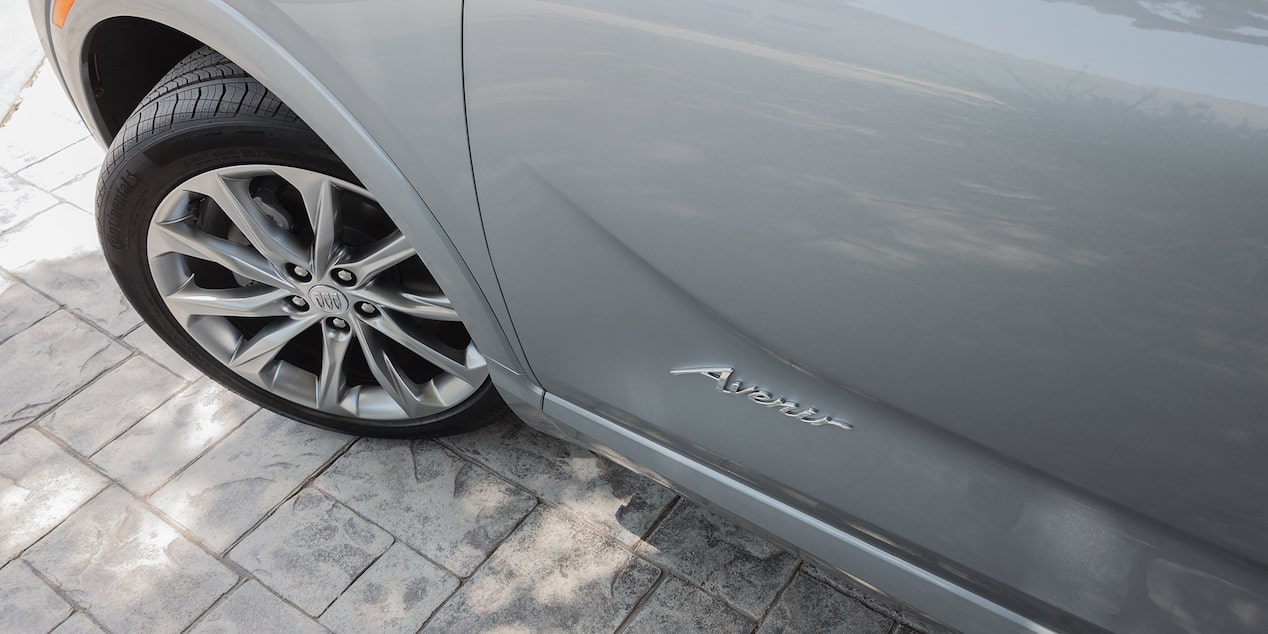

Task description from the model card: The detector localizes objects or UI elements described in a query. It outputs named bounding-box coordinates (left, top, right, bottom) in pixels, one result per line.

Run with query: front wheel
left=97, top=47, right=502, bottom=437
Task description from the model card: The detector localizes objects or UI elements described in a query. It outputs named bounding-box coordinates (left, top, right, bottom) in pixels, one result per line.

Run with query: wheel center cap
left=308, top=285, right=349, bottom=314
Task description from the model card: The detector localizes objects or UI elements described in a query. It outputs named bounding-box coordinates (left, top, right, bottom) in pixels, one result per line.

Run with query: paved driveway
left=0, top=61, right=943, bottom=634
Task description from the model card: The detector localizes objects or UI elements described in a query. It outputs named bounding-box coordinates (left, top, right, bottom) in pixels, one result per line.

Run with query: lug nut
left=334, top=269, right=356, bottom=285
left=357, top=302, right=378, bottom=316
left=291, top=296, right=309, bottom=310
left=289, top=264, right=312, bottom=281
left=329, top=317, right=348, bottom=330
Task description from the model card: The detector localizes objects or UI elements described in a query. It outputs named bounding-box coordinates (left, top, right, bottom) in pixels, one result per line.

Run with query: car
left=28, top=0, right=1268, bottom=631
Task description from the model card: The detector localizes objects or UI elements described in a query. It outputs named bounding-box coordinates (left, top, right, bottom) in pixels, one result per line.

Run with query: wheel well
left=83, top=17, right=202, bottom=141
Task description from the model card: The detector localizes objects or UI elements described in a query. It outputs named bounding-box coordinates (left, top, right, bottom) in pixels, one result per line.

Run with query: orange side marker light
left=53, top=0, right=75, bottom=29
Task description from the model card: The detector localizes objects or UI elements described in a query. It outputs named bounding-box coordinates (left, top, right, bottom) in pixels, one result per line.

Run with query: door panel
left=464, top=0, right=1268, bottom=630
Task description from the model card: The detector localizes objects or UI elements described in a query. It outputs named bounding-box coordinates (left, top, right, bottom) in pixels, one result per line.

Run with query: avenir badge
left=671, top=367, right=853, bottom=431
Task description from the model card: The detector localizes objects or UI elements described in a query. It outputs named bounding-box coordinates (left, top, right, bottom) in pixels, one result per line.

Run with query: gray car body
left=29, top=0, right=1268, bottom=631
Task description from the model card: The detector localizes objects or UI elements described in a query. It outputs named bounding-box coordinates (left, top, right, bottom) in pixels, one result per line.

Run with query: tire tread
left=98, top=46, right=305, bottom=223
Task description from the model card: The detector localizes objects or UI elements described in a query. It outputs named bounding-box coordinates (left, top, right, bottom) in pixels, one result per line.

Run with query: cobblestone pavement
left=0, top=63, right=942, bottom=634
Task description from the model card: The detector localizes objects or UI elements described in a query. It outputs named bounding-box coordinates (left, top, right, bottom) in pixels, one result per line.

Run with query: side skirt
left=536, top=393, right=1052, bottom=634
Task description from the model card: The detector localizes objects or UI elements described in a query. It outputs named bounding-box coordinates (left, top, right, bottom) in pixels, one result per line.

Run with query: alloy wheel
left=146, top=165, right=488, bottom=421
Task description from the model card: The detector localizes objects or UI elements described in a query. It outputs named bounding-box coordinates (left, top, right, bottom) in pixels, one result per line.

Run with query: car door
left=463, top=0, right=1268, bottom=631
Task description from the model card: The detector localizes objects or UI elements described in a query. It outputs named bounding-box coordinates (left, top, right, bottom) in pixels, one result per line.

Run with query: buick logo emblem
left=307, top=285, right=348, bottom=314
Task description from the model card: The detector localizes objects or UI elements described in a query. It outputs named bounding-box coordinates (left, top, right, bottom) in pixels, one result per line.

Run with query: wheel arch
left=81, top=17, right=201, bottom=142
left=48, top=0, right=535, bottom=391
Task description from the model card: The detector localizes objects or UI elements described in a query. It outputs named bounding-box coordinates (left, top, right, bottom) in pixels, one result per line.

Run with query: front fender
left=41, top=0, right=542, bottom=409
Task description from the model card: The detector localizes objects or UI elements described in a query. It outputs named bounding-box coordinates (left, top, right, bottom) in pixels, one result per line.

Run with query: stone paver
left=0, top=272, right=56, bottom=343
left=425, top=508, right=661, bottom=633
left=124, top=323, right=204, bottom=379
left=0, top=167, right=56, bottom=232
left=6, top=61, right=86, bottom=128
left=92, top=378, right=258, bottom=494
left=443, top=416, right=677, bottom=545
left=640, top=500, right=800, bottom=619
left=190, top=581, right=326, bottom=634
left=23, top=487, right=238, bottom=633
left=41, top=355, right=185, bottom=455
left=0, top=100, right=86, bottom=173
left=758, top=571, right=895, bottom=634
left=230, top=489, right=393, bottom=616
left=51, top=166, right=99, bottom=210
left=321, top=542, right=458, bottom=634
left=0, top=204, right=138, bottom=335
left=0, top=428, right=110, bottom=561
left=152, top=410, right=350, bottom=552
left=624, top=575, right=755, bottom=634
left=0, top=63, right=89, bottom=173
left=803, top=563, right=952, bottom=634
left=0, top=310, right=128, bottom=438
left=315, top=438, right=537, bottom=575
left=0, top=51, right=927, bottom=634
left=0, top=0, right=44, bottom=118
left=50, top=613, right=107, bottom=634
left=16, top=136, right=103, bottom=190
left=0, top=561, right=73, bottom=633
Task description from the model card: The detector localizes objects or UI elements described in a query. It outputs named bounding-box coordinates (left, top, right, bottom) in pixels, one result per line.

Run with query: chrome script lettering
left=670, top=367, right=854, bottom=431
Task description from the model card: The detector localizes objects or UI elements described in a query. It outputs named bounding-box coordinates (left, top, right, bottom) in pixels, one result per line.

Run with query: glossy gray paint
left=462, top=0, right=1268, bottom=631
left=32, top=0, right=1268, bottom=632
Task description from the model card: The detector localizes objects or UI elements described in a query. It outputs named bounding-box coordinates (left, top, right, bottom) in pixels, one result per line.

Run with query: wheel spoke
left=360, top=309, right=487, bottom=386
left=228, top=315, right=319, bottom=373
left=340, top=232, right=414, bottom=284
left=357, top=285, right=462, bottom=322
left=316, top=320, right=352, bottom=411
left=182, top=171, right=308, bottom=270
left=151, top=217, right=291, bottom=288
left=351, top=321, right=424, bottom=416
left=165, top=280, right=295, bottom=318
left=280, top=168, right=340, bottom=272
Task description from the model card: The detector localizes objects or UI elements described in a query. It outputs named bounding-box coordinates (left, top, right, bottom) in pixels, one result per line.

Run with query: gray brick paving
left=92, top=378, right=258, bottom=494
left=50, top=168, right=99, bottom=210
left=0, top=59, right=935, bottom=634
left=0, top=561, right=73, bottom=633
left=0, top=101, right=87, bottom=173
left=23, top=487, right=238, bottom=633
left=640, top=499, right=801, bottom=619
left=320, top=542, right=458, bottom=634
left=0, top=204, right=139, bottom=335
left=189, top=581, right=327, bottom=634
left=314, top=438, right=537, bottom=576
left=230, top=489, right=394, bottom=616
left=0, top=168, right=57, bottom=233
left=0, top=311, right=129, bottom=437
left=0, top=272, right=56, bottom=343
left=122, top=324, right=203, bottom=380
left=0, top=0, right=44, bottom=120
left=624, top=575, right=755, bottom=634
left=441, top=415, right=677, bottom=546
left=757, top=571, right=895, bottom=634
left=802, top=563, right=956, bottom=634
left=49, top=613, right=106, bottom=634
left=151, top=410, right=349, bottom=552
left=41, top=356, right=184, bottom=455
left=16, top=137, right=103, bottom=190
left=0, top=428, right=110, bottom=561
left=424, top=507, right=661, bottom=632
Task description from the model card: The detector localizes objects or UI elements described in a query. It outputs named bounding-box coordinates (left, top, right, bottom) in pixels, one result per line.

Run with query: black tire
left=97, top=46, right=503, bottom=438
